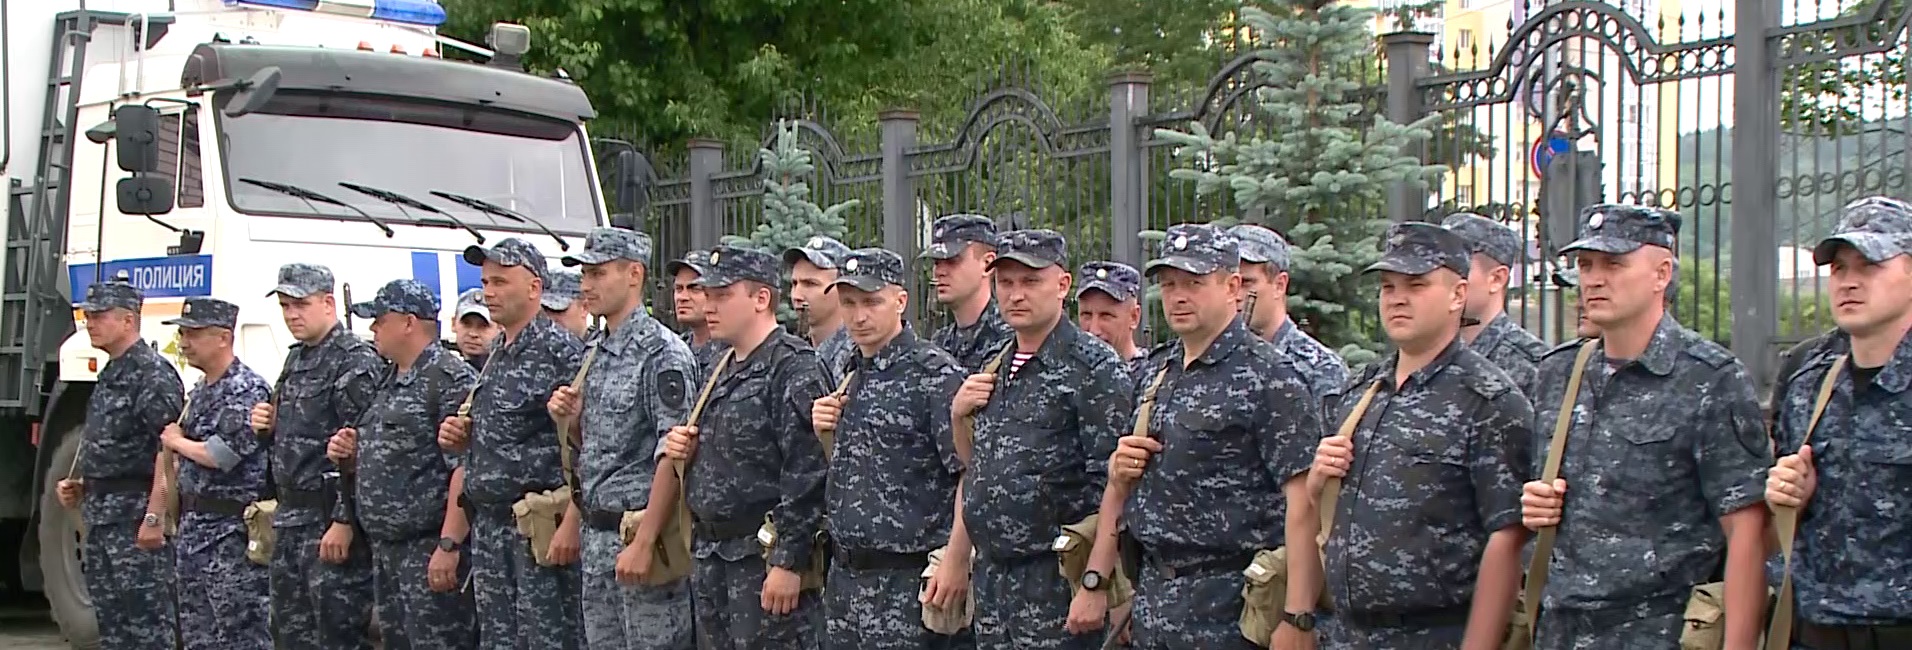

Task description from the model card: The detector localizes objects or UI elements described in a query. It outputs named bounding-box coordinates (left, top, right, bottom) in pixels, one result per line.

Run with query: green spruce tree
left=1151, top=0, right=1444, bottom=365
left=727, top=120, right=861, bottom=326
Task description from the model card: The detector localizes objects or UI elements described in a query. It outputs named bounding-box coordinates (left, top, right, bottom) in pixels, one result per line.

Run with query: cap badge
left=934, top=227, right=947, bottom=239
left=182, top=302, right=194, bottom=315
left=1173, top=235, right=1188, bottom=251
left=1588, top=213, right=1605, bottom=229
left=808, top=236, right=824, bottom=248
left=709, top=251, right=721, bottom=264
left=844, top=259, right=859, bottom=273
left=1096, top=268, right=1108, bottom=279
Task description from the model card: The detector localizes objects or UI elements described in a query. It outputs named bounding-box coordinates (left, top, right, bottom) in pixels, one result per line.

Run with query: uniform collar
left=1269, top=317, right=1297, bottom=346
left=1011, top=318, right=1084, bottom=372
left=855, top=327, right=919, bottom=374
left=194, top=358, right=247, bottom=391
left=1470, top=313, right=1518, bottom=352
left=964, top=301, right=1003, bottom=332
left=1183, top=316, right=1253, bottom=369
left=1610, top=313, right=1683, bottom=377
left=1375, top=333, right=1464, bottom=391
left=599, top=309, right=657, bottom=356
left=1866, top=330, right=1912, bottom=394
left=395, top=345, right=442, bottom=386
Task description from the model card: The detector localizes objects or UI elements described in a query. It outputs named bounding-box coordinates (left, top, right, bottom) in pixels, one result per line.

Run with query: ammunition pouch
left=1680, top=582, right=1726, bottom=650
left=919, top=545, right=974, bottom=634
left=242, top=500, right=278, bottom=566
left=1239, top=547, right=1313, bottom=647
left=1055, top=515, right=1132, bottom=608
left=614, top=507, right=694, bottom=587
left=755, top=518, right=827, bottom=591
left=512, top=486, right=572, bottom=567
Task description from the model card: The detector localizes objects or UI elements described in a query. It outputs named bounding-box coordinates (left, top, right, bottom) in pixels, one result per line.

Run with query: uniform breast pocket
left=591, top=372, right=640, bottom=414
left=1173, top=410, right=1248, bottom=465
left=1849, top=437, right=1912, bottom=513
left=1402, top=438, right=1471, bottom=494
left=1615, top=421, right=1682, bottom=495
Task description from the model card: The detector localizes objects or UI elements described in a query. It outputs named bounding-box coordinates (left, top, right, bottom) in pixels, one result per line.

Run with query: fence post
left=1109, top=71, right=1152, bottom=269
left=1382, top=32, right=1434, bottom=223
left=688, top=138, right=725, bottom=250
left=880, top=110, right=920, bottom=258
left=1731, top=0, right=1779, bottom=385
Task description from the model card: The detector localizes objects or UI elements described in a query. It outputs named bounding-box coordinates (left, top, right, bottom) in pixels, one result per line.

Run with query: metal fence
left=625, top=0, right=1912, bottom=385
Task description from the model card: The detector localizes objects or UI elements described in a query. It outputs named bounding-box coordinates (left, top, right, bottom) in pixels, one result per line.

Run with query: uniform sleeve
left=927, top=359, right=965, bottom=476
left=1075, top=358, right=1134, bottom=508
left=767, top=352, right=830, bottom=570
left=331, top=346, right=384, bottom=524
left=438, top=363, right=479, bottom=469
left=204, top=382, right=271, bottom=472
left=1260, top=367, right=1323, bottom=486
left=1471, top=391, right=1536, bottom=533
left=646, top=351, right=697, bottom=460
left=1695, top=364, right=1775, bottom=518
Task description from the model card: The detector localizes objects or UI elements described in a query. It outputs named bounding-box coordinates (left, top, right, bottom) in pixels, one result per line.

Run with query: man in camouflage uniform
left=250, top=263, right=382, bottom=650
left=661, top=244, right=830, bottom=649
left=54, top=276, right=181, bottom=650
left=923, top=214, right=1015, bottom=371
left=330, top=279, right=478, bottom=649
left=454, top=288, right=499, bottom=371
left=668, top=248, right=726, bottom=371
left=1766, top=196, right=1912, bottom=649
left=1074, top=260, right=1148, bottom=380
left=550, top=227, right=697, bottom=649
left=1068, top=224, right=1320, bottom=649
left=1443, top=212, right=1549, bottom=391
left=1520, top=204, right=1771, bottom=650
left=1286, top=223, right=1534, bottom=650
left=950, top=229, right=1132, bottom=650
left=437, top=238, right=586, bottom=650
left=1229, top=224, right=1349, bottom=417
left=785, top=235, right=857, bottom=382
left=543, top=266, right=592, bottom=339
left=809, top=248, right=966, bottom=648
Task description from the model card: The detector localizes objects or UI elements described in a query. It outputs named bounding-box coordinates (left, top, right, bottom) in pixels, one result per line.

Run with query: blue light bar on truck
left=227, top=0, right=448, bottom=27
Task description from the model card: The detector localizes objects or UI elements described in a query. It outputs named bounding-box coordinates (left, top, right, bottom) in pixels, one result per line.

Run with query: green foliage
left=738, top=121, right=858, bottom=325
left=1778, top=0, right=1907, bottom=137
left=1673, top=256, right=1732, bottom=345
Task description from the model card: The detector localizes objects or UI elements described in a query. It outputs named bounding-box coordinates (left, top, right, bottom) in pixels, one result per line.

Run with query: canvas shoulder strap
left=1521, top=338, right=1601, bottom=641
left=671, top=351, right=734, bottom=481
left=1314, top=379, right=1384, bottom=541
left=817, top=369, right=857, bottom=461
left=1133, top=365, right=1172, bottom=439
left=558, top=343, right=602, bottom=493
left=1764, top=355, right=1846, bottom=650
left=953, top=344, right=1018, bottom=464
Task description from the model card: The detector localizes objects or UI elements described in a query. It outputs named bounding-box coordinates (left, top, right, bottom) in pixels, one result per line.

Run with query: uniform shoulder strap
left=1764, top=355, right=1847, bottom=650
left=1314, top=379, right=1384, bottom=542
left=1521, top=338, right=1601, bottom=643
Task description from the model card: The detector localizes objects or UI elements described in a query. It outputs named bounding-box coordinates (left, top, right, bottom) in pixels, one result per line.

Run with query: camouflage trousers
left=1129, top=561, right=1257, bottom=650
left=371, top=537, right=477, bottom=650
left=821, top=555, right=935, bottom=649
left=690, top=553, right=821, bottom=650
left=971, top=553, right=1098, bottom=650
left=581, top=526, right=693, bottom=650
left=469, top=503, right=583, bottom=650
left=271, top=520, right=376, bottom=650
left=81, top=520, right=176, bottom=650
left=1316, top=613, right=1465, bottom=650
left=177, top=513, right=270, bottom=650
left=1533, top=596, right=1685, bottom=650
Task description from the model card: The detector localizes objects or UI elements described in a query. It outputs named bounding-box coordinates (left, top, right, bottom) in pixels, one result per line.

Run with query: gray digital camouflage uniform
left=685, top=245, right=831, bottom=650
left=784, top=236, right=858, bottom=384
left=76, top=278, right=182, bottom=650
left=922, top=214, right=1016, bottom=373
left=1268, top=319, right=1350, bottom=418
left=351, top=278, right=479, bottom=650
left=964, top=230, right=1132, bottom=650
left=1467, top=313, right=1548, bottom=394
left=819, top=248, right=967, bottom=650
left=460, top=239, right=587, bottom=650
left=264, top=263, right=383, bottom=650
left=1124, top=224, right=1321, bottom=650
left=816, top=326, right=856, bottom=385
left=1074, top=260, right=1151, bottom=391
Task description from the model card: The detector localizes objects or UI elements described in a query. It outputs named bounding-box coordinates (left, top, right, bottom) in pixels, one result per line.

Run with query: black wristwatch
left=1080, top=569, right=1108, bottom=592
left=437, top=537, right=462, bottom=552
left=1280, top=610, right=1316, bottom=632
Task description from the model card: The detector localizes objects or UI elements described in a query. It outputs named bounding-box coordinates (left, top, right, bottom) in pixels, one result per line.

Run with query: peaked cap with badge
left=561, top=226, right=654, bottom=267
left=1229, top=224, right=1292, bottom=271
left=350, top=279, right=441, bottom=320
left=455, top=288, right=489, bottom=321
left=1558, top=203, right=1681, bottom=256
left=1075, top=261, right=1141, bottom=302
left=920, top=213, right=1000, bottom=260
left=665, top=248, right=713, bottom=279
left=463, top=237, right=548, bottom=282
left=691, top=245, right=781, bottom=288
left=830, top=248, right=908, bottom=292
left=1145, top=223, right=1241, bottom=276
left=989, top=229, right=1069, bottom=270
left=78, top=271, right=143, bottom=312
left=1813, top=195, right=1912, bottom=265
left=266, top=263, right=335, bottom=298
left=783, top=235, right=853, bottom=270
left=1365, top=222, right=1472, bottom=277
left=1442, top=212, right=1523, bottom=267
left=163, top=297, right=240, bottom=330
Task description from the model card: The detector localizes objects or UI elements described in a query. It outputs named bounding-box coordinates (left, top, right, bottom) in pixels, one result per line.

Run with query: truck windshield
left=218, top=92, right=598, bottom=235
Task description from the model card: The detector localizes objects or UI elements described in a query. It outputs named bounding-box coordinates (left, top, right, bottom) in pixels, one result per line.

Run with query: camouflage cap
left=1365, top=222, right=1472, bottom=277
left=1144, top=223, right=1241, bottom=277
left=829, top=248, right=907, bottom=292
left=692, top=245, right=781, bottom=288
left=541, top=267, right=582, bottom=311
left=265, top=263, right=335, bottom=298
left=1559, top=204, right=1681, bottom=256
left=561, top=226, right=653, bottom=268
left=1075, top=261, right=1141, bottom=302
left=664, top=249, right=712, bottom=279
left=463, top=237, right=547, bottom=282
left=1442, top=212, right=1523, bottom=267
left=162, top=297, right=239, bottom=330
left=783, top=235, right=854, bottom=271
left=920, top=213, right=1000, bottom=260
left=1229, top=224, right=1292, bottom=271
left=350, top=279, right=441, bottom=320
left=77, top=272, right=142, bottom=312
left=1814, top=196, right=1912, bottom=265
left=989, top=229, right=1069, bottom=270
left=455, top=288, right=489, bottom=321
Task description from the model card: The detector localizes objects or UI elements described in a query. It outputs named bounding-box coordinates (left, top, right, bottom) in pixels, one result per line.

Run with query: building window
left=156, top=106, right=204, bottom=209
left=1456, top=185, right=1475, bottom=206
left=1457, top=28, right=1475, bottom=51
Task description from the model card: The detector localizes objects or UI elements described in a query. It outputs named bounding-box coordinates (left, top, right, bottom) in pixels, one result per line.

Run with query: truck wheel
left=37, top=431, right=98, bottom=650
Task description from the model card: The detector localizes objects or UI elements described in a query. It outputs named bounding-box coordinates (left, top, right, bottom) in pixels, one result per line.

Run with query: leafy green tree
left=1779, top=0, right=1906, bottom=137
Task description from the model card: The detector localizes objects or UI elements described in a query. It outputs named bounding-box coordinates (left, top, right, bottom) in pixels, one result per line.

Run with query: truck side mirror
left=600, top=145, right=652, bottom=229
left=114, top=105, right=162, bottom=172
left=118, top=176, right=176, bottom=215
left=222, top=66, right=282, bottom=118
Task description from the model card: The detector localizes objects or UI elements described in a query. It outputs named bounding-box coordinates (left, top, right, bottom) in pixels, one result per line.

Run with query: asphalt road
left=0, top=607, right=68, bottom=650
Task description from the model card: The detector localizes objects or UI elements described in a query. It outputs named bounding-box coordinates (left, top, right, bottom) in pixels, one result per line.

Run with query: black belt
left=695, top=514, right=766, bottom=542
left=276, top=487, right=332, bottom=509
left=1798, top=621, right=1912, bottom=650
left=834, top=547, right=928, bottom=572
left=1143, top=549, right=1257, bottom=580
left=87, top=476, right=154, bottom=494
left=1341, top=604, right=1471, bottom=629
left=583, top=510, right=624, bottom=533
left=181, top=495, right=250, bottom=517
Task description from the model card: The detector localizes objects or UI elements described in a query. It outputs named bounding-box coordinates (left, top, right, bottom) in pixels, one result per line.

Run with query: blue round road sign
left=1531, top=134, right=1573, bottom=177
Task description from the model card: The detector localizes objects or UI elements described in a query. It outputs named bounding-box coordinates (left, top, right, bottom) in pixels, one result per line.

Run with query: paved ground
left=0, top=606, right=68, bottom=650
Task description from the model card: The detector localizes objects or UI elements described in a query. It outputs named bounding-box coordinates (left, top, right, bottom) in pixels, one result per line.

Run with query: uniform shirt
left=1322, top=338, right=1534, bottom=614
left=680, top=330, right=726, bottom=375
left=1770, top=329, right=1845, bottom=418
left=178, top=361, right=273, bottom=505
left=683, top=329, right=829, bottom=570
left=81, top=341, right=185, bottom=526
left=815, top=325, right=856, bottom=386
left=932, top=300, right=1015, bottom=373
left=1127, top=318, right=1319, bottom=559
left=1270, top=318, right=1350, bottom=418
left=579, top=311, right=696, bottom=515
left=461, top=316, right=585, bottom=505
left=270, top=323, right=382, bottom=526
left=1772, top=334, right=1912, bottom=625
left=355, top=345, right=476, bottom=541
left=826, top=328, right=965, bottom=554
left=963, top=321, right=1132, bottom=559
left=1469, top=312, right=1548, bottom=394
left=1529, top=314, right=1770, bottom=610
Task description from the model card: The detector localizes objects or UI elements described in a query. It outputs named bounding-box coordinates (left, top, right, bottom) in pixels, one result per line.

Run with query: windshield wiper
left=237, top=177, right=395, bottom=238
left=429, top=190, right=570, bottom=252
left=337, top=182, right=485, bottom=244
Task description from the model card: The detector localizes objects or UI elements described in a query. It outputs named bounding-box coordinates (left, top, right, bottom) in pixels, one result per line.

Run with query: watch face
left=1082, top=571, right=1103, bottom=590
left=438, top=538, right=456, bottom=552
